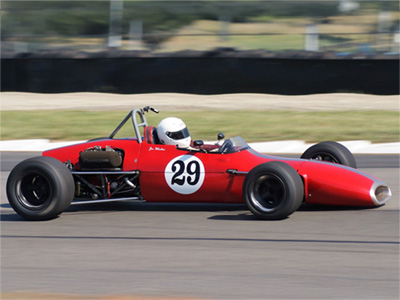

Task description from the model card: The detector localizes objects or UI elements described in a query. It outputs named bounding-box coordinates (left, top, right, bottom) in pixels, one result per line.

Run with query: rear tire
left=6, top=156, right=74, bottom=221
left=301, top=141, right=357, bottom=168
left=243, top=161, right=304, bottom=220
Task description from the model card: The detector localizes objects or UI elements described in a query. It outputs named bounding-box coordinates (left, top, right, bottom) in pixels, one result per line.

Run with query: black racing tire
left=243, top=161, right=304, bottom=220
left=301, top=141, right=357, bottom=169
left=6, top=156, right=74, bottom=221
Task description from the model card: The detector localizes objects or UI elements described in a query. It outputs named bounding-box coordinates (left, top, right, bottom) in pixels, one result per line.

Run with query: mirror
left=193, top=140, right=204, bottom=147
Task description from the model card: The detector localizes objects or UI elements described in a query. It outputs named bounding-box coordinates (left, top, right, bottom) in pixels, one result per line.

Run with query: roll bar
left=108, top=106, right=158, bottom=143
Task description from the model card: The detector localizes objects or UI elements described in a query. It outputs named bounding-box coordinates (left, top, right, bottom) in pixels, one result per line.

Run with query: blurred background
left=2, top=0, right=399, bottom=55
left=1, top=0, right=399, bottom=94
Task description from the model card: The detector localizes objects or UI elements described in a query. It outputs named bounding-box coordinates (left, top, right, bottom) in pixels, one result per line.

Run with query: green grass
left=1, top=110, right=399, bottom=143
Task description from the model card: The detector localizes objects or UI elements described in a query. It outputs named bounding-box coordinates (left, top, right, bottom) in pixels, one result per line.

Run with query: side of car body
left=6, top=107, right=392, bottom=221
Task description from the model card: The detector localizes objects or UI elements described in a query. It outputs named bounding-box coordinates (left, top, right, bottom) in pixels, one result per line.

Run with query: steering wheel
left=220, top=139, right=233, bottom=153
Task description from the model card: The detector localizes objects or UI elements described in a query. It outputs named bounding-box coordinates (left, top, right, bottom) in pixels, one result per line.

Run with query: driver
left=157, top=117, right=191, bottom=148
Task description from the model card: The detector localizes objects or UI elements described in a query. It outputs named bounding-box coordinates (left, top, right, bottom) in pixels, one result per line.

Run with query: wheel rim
left=16, top=172, right=52, bottom=210
left=250, top=174, right=285, bottom=213
left=310, top=152, right=339, bottom=164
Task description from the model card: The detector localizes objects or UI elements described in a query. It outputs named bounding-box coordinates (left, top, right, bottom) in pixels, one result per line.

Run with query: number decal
left=186, top=161, right=200, bottom=185
left=171, top=160, right=185, bottom=186
left=165, top=155, right=205, bottom=194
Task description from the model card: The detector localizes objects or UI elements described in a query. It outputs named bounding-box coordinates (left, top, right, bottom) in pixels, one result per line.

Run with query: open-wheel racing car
left=7, top=106, right=392, bottom=221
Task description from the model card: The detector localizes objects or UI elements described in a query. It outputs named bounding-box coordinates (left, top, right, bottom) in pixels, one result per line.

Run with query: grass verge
left=1, top=110, right=398, bottom=143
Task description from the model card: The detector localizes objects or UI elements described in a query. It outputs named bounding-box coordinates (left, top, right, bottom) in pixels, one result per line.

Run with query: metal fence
left=2, top=1, right=399, bottom=57
left=2, top=31, right=399, bottom=56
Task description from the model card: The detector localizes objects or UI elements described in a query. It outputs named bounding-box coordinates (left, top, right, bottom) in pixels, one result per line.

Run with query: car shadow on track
left=67, top=202, right=382, bottom=221
left=72, top=203, right=259, bottom=221
left=298, top=203, right=382, bottom=212
left=67, top=202, right=381, bottom=212
left=1, top=213, right=29, bottom=222
left=66, top=201, right=248, bottom=213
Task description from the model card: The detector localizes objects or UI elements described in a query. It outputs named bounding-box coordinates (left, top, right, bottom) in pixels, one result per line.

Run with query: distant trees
left=2, top=1, right=398, bottom=50
left=1, top=1, right=351, bottom=37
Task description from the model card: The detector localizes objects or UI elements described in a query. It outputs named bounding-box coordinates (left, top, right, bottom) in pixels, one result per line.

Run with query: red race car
left=6, top=106, right=392, bottom=221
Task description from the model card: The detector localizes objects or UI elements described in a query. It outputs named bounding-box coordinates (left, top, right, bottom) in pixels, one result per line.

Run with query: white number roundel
left=164, top=155, right=205, bottom=194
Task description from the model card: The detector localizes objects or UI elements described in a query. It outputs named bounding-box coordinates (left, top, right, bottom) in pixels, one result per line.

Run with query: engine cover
left=79, top=146, right=123, bottom=169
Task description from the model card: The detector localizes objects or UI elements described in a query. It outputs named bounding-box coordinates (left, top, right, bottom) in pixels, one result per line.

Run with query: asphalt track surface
left=1, top=152, right=399, bottom=300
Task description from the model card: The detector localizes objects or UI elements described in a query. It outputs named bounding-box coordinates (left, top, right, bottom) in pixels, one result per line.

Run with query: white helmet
left=157, top=117, right=191, bottom=148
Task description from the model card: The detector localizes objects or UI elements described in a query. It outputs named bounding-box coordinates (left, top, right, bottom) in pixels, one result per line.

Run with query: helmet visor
left=166, top=127, right=190, bottom=140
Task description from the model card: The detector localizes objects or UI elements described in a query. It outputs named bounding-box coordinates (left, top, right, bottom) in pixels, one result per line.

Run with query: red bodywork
left=43, top=137, right=386, bottom=207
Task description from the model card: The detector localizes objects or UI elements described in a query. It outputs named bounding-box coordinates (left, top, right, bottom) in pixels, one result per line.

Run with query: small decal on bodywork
left=149, top=146, right=165, bottom=151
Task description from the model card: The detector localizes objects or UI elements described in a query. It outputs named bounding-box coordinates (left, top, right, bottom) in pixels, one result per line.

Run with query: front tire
left=6, top=156, right=74, bottom=221
left=243, top=161, right=304, bottom=220
left=301, top=141, right=357, bottom=168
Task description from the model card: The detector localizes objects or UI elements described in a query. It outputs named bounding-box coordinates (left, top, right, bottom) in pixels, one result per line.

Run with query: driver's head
left=157, top=117, right=191, bottom=148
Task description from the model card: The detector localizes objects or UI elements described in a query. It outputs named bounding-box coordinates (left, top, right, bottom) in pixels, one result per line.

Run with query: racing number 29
left=171, top=160, right=200, bottom=186
left=165, top=155, right=205, bottom=194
